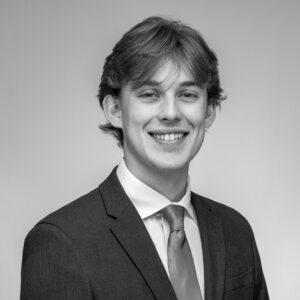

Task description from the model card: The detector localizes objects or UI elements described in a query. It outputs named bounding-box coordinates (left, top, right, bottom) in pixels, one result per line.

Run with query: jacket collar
left=99, top=168, right=177, bottom=300
left=192, top=192, right=226, bottom=300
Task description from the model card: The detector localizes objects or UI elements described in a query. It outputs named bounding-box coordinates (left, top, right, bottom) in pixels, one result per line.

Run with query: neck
left=124, top=159, right=189, bottom=202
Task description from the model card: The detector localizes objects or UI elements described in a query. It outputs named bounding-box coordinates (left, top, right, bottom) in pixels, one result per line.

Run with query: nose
left=158, top=97, right=182, bottom=123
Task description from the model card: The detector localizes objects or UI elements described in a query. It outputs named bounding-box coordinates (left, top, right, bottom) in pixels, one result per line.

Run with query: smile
left=149, top=132, right=187, bottom=142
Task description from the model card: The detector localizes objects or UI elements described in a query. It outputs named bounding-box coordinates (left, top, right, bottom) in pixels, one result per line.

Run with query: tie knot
left=162, top=205, right=184, bottom=231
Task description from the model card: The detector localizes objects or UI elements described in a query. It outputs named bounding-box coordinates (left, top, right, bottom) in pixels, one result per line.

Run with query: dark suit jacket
left=21, top=168, right=269, bottom=299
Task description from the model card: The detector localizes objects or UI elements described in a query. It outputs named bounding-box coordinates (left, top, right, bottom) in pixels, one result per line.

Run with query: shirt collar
left=116, top=158, right=195, bottom=220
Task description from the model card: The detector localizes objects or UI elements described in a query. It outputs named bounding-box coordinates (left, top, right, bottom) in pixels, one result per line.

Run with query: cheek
left=127, top=105, right=155, bottom=126
left=183, top=107, right=207, bottom=128
left=121, top=105, right=138, bottom=128
left=181, top=98, right=206, bottom=114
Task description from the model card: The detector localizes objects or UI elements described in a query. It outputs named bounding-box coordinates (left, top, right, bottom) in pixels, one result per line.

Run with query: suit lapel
left=192, top=193, right=225, bottom=300
left=99, top=169, right=177, bottom=300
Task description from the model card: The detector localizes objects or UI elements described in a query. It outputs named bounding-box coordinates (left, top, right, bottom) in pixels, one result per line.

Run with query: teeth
left=152, top=133, right=184, bottom=141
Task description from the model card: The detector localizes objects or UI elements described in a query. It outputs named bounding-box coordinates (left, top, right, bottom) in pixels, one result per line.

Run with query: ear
left=205, top=104, right=216, bottom=129
left=102, top=95, right=122, bottom=128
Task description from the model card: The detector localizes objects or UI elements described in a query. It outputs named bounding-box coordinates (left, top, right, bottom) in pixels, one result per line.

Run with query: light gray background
left=1, top=0, right=299, bottom=299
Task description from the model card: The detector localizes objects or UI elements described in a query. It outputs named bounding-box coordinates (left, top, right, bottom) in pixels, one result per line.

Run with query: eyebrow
left=178, top=81, right=199, bottom=87
left=133, top=80, right=199, bottom=88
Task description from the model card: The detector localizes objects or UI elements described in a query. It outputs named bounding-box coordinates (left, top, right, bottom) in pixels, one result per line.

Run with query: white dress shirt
left=116, top=159, right=205, bottom=297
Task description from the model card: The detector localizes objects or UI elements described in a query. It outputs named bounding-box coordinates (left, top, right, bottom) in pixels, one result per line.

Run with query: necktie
left=163, top=205, right=203, bottom=300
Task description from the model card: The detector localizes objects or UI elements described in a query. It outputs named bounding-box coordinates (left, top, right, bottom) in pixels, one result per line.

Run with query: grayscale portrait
left=1, top=1, right=299, bottom=300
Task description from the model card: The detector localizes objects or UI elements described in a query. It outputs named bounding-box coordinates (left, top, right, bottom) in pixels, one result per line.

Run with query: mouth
left=148, top=131, right=188, bottom=142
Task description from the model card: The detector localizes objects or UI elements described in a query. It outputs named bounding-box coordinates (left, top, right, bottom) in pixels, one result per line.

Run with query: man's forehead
left=148, top=60, right=193, bottom=83
left=127, top=60, right=200, bottom=90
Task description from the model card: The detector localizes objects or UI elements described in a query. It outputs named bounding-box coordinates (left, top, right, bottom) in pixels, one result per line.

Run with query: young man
left=21, top=17, right=269, bottom=299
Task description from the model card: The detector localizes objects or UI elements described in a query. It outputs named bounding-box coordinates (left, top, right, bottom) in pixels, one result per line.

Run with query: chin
left=148, top=155, right=191, bottom=173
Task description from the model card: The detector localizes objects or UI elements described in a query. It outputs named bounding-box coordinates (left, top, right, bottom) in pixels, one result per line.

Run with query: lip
left=148, top=131, right=188, bottom=143
left=147, top=128, right=189, bottom=135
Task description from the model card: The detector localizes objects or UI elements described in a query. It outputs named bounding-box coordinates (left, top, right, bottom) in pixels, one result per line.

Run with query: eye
left=179, top=92, right=198, bottom=102
left=138, top=90, right=160, bottom=101
left=182, top=92, right=194, bottom=97
left=142, top=92, right=157, bottom=98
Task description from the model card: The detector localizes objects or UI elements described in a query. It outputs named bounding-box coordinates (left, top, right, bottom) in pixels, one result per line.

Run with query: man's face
left=115, top=60, right=215, bottom=177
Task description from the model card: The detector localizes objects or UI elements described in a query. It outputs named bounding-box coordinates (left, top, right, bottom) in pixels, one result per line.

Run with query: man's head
left=98, top=16, right=226, bottom=147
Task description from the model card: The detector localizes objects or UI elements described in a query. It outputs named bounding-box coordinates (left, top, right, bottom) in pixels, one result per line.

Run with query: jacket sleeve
left=248, top=224, right=270, bottom=300
left=20, top=223, right=92, bottom=300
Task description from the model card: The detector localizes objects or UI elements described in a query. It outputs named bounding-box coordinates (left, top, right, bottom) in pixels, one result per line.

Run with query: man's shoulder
left=43, top=187, right=101, bottom=222
left=192, top=192, right=251, bottom=228
left=29, top=186, right=106, bottom=240
left=27, top=168, right=121, bottom=241
left=192, top=192, right=256, bottom=257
